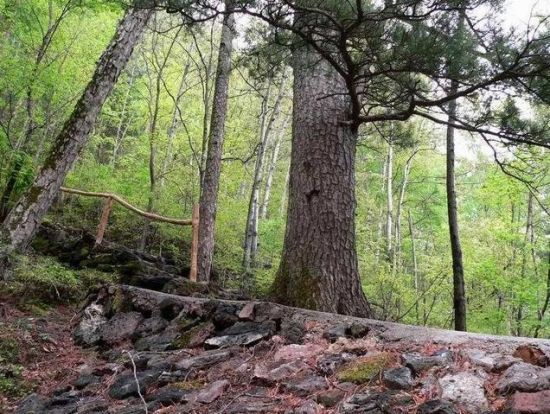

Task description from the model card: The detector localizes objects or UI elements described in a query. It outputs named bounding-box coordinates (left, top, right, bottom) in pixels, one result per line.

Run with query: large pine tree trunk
left=270, top=29, right=372, bottom=317
left=197, top=0, right=235, bottom=282
left=446, top=79, right=467, bottom=332
left=0, top=7, right=152, bottom=256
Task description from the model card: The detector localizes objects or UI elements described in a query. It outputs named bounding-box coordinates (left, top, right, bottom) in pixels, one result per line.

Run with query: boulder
left=402, top=350, right=452, bottom=375
left=197, top=379, right=229, bottom=403
left=416, top=399, right=459, bottom=414
left=100, top=312, right=143, bottom=344
left=439, top=372, right=489, bottom=412
left=508, top=390, right=550, bottom=413
left=74, top=304, right=107, bottom=346
left=108, top=370, right=160, bottom=400
left=383, top=366, right=414, bottom=390
left=496, top=363, right=550, bottom=394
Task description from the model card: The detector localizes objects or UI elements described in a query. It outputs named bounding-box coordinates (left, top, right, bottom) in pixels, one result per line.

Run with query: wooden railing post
left=95, top=196, right=113, bottom=246
left=189, top=204, right=200, bottom=282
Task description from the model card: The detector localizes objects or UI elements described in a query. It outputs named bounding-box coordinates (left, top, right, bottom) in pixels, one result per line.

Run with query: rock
left=197, top=380, right=229, bottom=403
left=134, top=331, right=179, bottom=352
left=49, top=390, right=81, bottom=406
left=74, top=304, right=107, bottom=346
left=145, top=386, right=190, bottom=404
left=323, top=324, right=348, bottom=342
left=134, top=316, right=168, bottom=337
left=171, top=321, right=215, bottom=349
left=291, top=400, right=323, bottom=414
left=317, top=352, right=354, bottom=375
left=100, top=312, right=143, bottom=344
left=212, top=303, right=239, bottom=329
left=513, top=345, right=550, bottom=367
left=464, top=348, right=518, bottom=372
left=273, top=343, right=325, bottom=362
left=416, top=400, right=459, bottom=414
left=108, top=370, right=160, bottom=399
left=316, top=389, right=346, bottom=407
left=175, top=349, right=232, bottom=370
left=226, top=398, right=281, bottom=413
left=280, top=319, right=305, bottom=344
left=383, top=366, right=414, bottom=390
left=342, top=390, right=414, bottom=413
left=253, top=360, right=310, bottom=385
left=439, top=372, right=489, bottom=412
left=282, top=375, right=327, bottom=396
left=496, top=362, right=550, bottom=394
left=348, top=323, right=369, bottom=338
left=238, top=302, right=256, bottom=320
left=205, top=332, right=268, bottom=348
left=74, top=374, right=100, bottom=390
left=508, top=390, right=550, bottom=413
left=337, top=352, right=394, bottom=384
left=16, top=393, right=48, bottom=414
left=402, top=351, right=452, bottom=375
left=76, top=398, right=109, bottom=413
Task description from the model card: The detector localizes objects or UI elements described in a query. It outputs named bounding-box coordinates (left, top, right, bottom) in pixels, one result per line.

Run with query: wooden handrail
left=60, top=186, right=199, bottom=282
left=60, top=187, right=192, bottom=226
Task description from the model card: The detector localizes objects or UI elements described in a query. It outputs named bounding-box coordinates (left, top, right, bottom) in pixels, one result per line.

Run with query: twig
left=124, top=350, right=148, bottom=414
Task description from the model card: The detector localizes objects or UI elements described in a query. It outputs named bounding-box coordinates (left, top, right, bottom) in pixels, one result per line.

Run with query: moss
left=171, top=380, right=203, bottom=391
left=0, top=338, right=19, bottom=363
left=337, top=353, right=395, bottom=384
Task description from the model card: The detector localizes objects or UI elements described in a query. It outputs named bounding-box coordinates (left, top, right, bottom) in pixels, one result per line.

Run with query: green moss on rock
left=337, top=352, right=395, bottom=384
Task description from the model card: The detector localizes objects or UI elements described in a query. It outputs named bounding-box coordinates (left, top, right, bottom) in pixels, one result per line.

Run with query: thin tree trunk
left=386, top=141, right=394, bottom=265
left=394, top=150, right=415, bottom=273
left=260, top=112, right=289, bottom=219
left=446, top=78, right=467, bottom=332
left=243, top=80, right=272, bottom=273
left=534, top=240, right=550, bottom=338
left=197, top=0, right=235, bottom=282
left=408, top=210, right=420, bottom=325
left=270, top=5, right=371, bottom=316
left=0, top=7, right=152, bottom=259
left=111, top=65, right=137, bottom=167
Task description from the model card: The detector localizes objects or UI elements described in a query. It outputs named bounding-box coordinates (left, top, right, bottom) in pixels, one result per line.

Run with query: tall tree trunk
left=270, top=11, right=371, bottom=316
left=0, top=7, right=152, bottom=258
left=394, top=150, right=415, bottom=273
left=446, top=78, right=467, bottom=332
left=279, top=164, right=290, bottom=216
left=386, top=140, right=394, bottom=265
left=408, top=210, right=420, bottom=325
left=243, top=80, right=272, bottom=273
left=111, top=65, right=138, bottom=167
left=197, top=0, right=235, bottom=282
left=260, top=112, right=290, bottom=219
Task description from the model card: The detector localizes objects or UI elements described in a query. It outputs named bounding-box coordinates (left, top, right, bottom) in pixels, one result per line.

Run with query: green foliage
left=2, top=255, right=114, bottom=306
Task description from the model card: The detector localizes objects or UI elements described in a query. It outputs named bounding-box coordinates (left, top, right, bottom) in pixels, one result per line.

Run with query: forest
left=1, top=0, right=550, bottom=343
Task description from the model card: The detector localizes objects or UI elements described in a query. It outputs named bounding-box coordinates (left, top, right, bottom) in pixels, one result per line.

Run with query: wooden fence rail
left=60, top=187, right=199, bottom=282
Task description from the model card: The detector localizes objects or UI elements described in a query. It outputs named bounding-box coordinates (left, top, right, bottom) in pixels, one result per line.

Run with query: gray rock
left=316, top=389, right=346, bottom=407
left=282, top=375, right=327, bottom=396
left=134, top=331, right=179, bottom=351
left=197, top=380, right=229, bottom=403
left=134, top=316, right=168, bottom=337
left=383, top=367, right=414, bottom=390
left=74, top=304, right=107, bottom=346
left=226, top=398, right=281, bottom=413
left=145, top=386, right=190, bottom=404
left=439, top=372, right=489, bottom=412
left=402, top=351, right=452, bottom=375
left=108, top=370, right=160, bottom=399
left=76, top=398, right=109, bottom=414
left=16, top=393, right=48, bottom=414
left=496, top=362, right=550, bottom=394
left=74, top=374, right=100, bottom=390
left=100, top=312, right=143, bottom=344
left=464, top=348, right=519, bottom=372
left=291, top=400, right=323, bottom=414
left=205, top=332, right=268, bottom=348
left=253, top=360, right=310, bottom=385
left=417, top=400, right=459, bottom=414
left=317, top=352, right=354, bottom=375
left=342, top=390, right=414, bottom=413
left=175, top=349, right=232, bottom=370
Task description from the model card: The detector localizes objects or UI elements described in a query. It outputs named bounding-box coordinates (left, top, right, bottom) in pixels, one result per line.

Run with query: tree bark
left=386, top=140, right=394, bottom=265
left=446, top=78, right=467, bottom=332
left=197, top=0, right=235, bottom=282
left=0, top=7, right=152, bottom=256
left=269, top=11, right=372, bottom=316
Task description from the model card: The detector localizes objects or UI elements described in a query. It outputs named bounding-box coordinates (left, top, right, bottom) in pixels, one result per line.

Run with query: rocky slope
left=13, top=284, right=550, bottom=414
